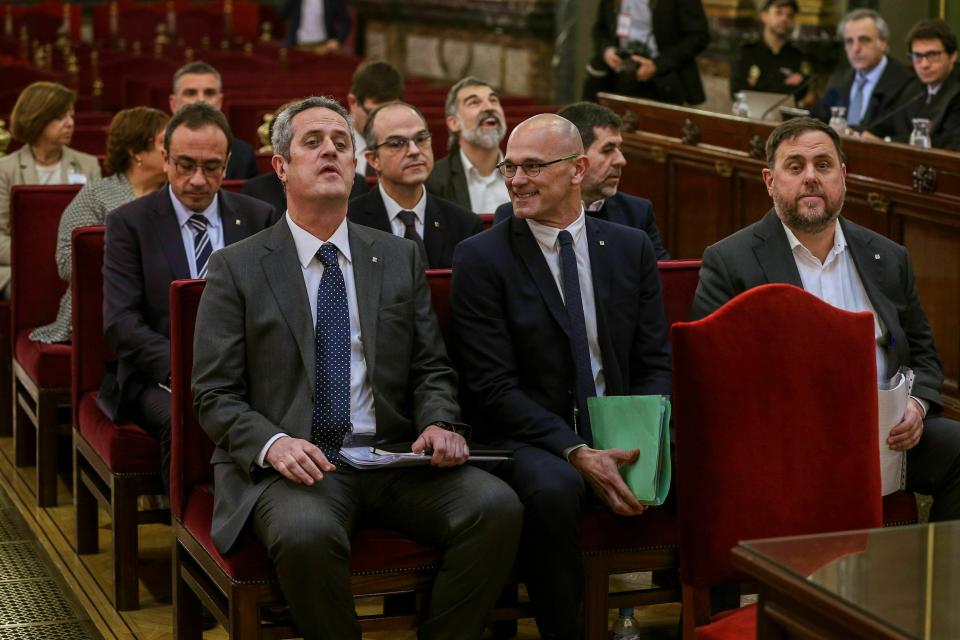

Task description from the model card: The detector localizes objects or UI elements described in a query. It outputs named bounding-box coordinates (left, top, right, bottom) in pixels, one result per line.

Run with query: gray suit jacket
left=192, top=218, right=461, bottom=552
left=692, top=210, right=944, bottom=411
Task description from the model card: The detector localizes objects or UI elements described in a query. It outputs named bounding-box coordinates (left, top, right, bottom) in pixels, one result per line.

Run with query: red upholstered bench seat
left=882, top=490, right=919, bottom=527
left=580, top=505, right=677, bottom=554
left=77, top=392, right=160, bottom=473
left=182, top=488, right=441, bottom=583
left=695, top=604, right=757, bottom=640
left=14, top=330, right=70, bottom=388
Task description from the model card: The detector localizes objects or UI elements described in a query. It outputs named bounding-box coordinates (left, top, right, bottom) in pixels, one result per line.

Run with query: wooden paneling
left=602, top=94, right=960, bottom=417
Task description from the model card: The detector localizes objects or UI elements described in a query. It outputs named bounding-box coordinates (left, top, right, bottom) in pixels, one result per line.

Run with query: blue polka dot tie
left=311, top=243, right=352, bottom=463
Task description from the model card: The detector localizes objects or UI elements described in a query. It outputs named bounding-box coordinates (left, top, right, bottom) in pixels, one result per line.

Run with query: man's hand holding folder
left=569, top=447, right=648, bottom=516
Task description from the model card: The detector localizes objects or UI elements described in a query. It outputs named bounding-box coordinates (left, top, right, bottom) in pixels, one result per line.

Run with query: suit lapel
left=348, top=222, right=382, bottom=373
left=423, top=195, right=443, bottom=268
left=358, top=191, right=393, bottom=233
left=450, top=151, right=472, bottom=210
left=219, top=191, right=246, bottom=246
left=261, top=221, right=315, bottom=385
left=17, top=147, right=39, bottom=184
left=152, top=189, right=192, bottom=280
left=753, top=210, right=803, bottom=287
left=512, top=218, right=570, bottom=335
left=585, top=218, right=621, bottom=392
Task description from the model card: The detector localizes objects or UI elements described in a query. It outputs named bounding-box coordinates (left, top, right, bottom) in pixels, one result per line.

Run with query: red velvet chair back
left=478, top=213, right=494, bottom=230
left=221, top=179, right=246, bottom=193
left=70, top=226, right=108, bottom=427
left=657, top=259, right=701, bottom=330
left=671, top=284, right=883, bottom=588
left=169, top=279, right=211, bottom=520
left=10, top=185, right=82, bottom=334
left=426, top=269, right=453, bottom=337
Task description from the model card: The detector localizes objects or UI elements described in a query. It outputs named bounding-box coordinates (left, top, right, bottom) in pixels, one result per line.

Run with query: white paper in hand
left=877, top=372, right=907, bottom=495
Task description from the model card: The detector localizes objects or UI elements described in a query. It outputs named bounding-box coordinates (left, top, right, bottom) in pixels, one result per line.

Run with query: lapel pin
left=874, top=254, right=880, bottom=260
left=372, top=256, right=379, bottom=263
left=434, top=221, right=440, bottom=228
left=599, top=240, right=605, bottom=246
left=235, top=218, right=241, bottom=225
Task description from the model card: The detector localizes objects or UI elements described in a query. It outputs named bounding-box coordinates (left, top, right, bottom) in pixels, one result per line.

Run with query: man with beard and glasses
left=692, top=116, right=960, bottom=523
left=426, top=77, right=509, bottom=213
left=493, top=102, right=668, bottom=259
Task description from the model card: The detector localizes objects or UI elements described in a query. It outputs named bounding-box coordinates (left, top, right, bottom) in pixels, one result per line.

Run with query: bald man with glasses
left=450, top=114, right=671, bottom=640
left=347, top=101, right=481, bottom=268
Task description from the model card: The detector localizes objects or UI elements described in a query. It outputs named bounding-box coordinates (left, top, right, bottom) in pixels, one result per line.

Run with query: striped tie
left=187, top=214, right=212, bottom=278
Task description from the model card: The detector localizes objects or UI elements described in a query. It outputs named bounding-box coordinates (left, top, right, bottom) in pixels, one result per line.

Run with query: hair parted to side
left=362, top=101, right=428, bottom=151
left=906, top=18, right=957, bottom=55
left=271, top=96, right=355, bottom=161
left=163, top=102, right=233, bottom=155
left=765, top=116, right=846, bottom=168
left=350, top=61, right=404, bottom=105
left=10, top=81, right=76, bottom=145
left=172, top=61, right=222, bottom=92
left=838, top=8, right=889, bottom=41
left=557, top=102, right=622, bottom=150
left=104, top=107, right=170, bottom=175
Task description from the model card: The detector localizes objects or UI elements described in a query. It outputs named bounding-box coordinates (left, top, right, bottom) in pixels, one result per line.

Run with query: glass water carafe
left=828, top=106, right=848, bottom=134
left=909, top=118, right=932, bottom=149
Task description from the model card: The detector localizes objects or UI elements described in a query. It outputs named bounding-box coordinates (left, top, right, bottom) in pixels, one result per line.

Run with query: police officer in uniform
left=731, top=0, right=810, bottom=98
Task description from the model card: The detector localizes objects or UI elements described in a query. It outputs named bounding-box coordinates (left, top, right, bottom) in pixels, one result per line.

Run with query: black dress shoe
left=201, top=607, right=218, bottom=630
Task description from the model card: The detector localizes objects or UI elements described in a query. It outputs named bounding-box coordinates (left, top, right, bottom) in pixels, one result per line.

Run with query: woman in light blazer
left=0, top=81, right=101, bottom=295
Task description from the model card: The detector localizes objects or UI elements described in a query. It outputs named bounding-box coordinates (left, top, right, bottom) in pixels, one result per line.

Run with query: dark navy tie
left=187, top=214, right=212, bottom=278
left=311, top=243, right=352, bottom=463
left=397, top=210, right=427, bottom=262
left=558, top=230, right=596, bottom=444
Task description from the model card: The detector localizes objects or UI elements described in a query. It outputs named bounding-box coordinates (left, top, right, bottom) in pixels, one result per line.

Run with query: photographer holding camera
left=583, top=0, right=710, bottom=106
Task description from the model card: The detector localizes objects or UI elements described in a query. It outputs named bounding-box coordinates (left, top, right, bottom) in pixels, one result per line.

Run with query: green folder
left=587, top=395, right=671, bottom=506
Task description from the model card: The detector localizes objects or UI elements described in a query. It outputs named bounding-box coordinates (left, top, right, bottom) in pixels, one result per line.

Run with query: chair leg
left=74, top=447, right=99, bottom=554
left=681, top=583, right=711, bottom=640
left=112, top=481, right=140, bottom=610
left=12, top=382, right=34, bottom=467
left=230, top=589, right=264, bottom=640
left=35, top=394, right=59, bottom=507
left=583, top=557, right=610, bottom=640
left=173, top=540, right=204, bottom=640
left=0, top=337, right=11, bottom=438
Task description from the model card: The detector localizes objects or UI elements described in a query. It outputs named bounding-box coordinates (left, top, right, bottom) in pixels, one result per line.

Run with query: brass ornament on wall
left=650, top=146, right=666, bottom=164
left=681, top=119, right=700, bottom=145
left=867, top=192, right=889, bottom=214
left=912, top=165, right=938, bottom=194
left=715, top=160, right=733, bottom=178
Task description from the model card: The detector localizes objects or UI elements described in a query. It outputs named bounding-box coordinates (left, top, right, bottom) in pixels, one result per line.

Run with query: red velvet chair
left=10, top=184, right=81, bottom=506
left=671, top=284, right=884, bottom=639
left=170, top=280, right=451, bottom=638
left=0, top=300, right=11, bottom=437
left=71, top=225, right=166, bottom=610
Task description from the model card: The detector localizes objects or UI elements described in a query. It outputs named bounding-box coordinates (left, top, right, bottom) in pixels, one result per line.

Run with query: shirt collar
left=782, top=218, right=845, bottom=261
left=286, top=212, right=352, bottom=268
left=170, top=185, right=221, bottom=229
left=860, top=55, right=888, bottom=85
left=527, top=206, right=587, bottom=252
left=459, top=146, right=502, bottom=181
left=585, top=198, right=606, bottom=213
left=379, top=183, right=426, bottom=223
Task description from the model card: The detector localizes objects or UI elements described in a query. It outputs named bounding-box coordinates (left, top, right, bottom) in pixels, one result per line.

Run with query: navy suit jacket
left=98, top=188, right=277, bottom=420
left=451, top=215, right=672, bottom=456
left=347, top=188, right=482, bottom=269
left=242, top=170, right=368, bottom=215
left=811, top=56, right=913, bottom=129
left=493, top=191, right=669, bottom=260
left=280, top=0, right=351, bottom=46
left=226, top=137, right=259, bottom=180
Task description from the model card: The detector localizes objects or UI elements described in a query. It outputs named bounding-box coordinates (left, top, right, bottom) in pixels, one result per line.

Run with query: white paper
left=877, top=372, right=907, bottom=495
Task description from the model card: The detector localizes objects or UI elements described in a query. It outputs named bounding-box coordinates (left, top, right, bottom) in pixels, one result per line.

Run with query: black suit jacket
left=811, top=56, right=913, bottom=129
left=242, top=170, right=369, bottom=214
left=494, top=192, right=670, bottom=260
left=347, top=188, right=482, bottom=269
left=279, top=0, right=351, bottom=46
left=98, top=188, right=277, bottom=420
left=589, top=0, right=709, bottom=104
left=868, top=71, right=960, bottom=151
left=450, top=216, right=672, bottom=456
left=425, top=141, right=472, bottom=211
left=226, top=136, right=259, bottom=180
left=692, top=210, right=944, bottom=411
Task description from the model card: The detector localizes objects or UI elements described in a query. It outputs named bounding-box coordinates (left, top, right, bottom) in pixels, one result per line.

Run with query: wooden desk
left=732, top=522, right=960, bottom=639
left=599, top=94, right=960, bottom=417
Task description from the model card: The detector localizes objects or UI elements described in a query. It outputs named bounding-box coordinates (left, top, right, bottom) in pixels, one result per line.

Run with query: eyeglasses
left=171, top=156, right=226, bottom=177
left=496, top=153, right=579, bottom=178
left=370, top=131, right=432, bottom=153
left=910, top=49, right=946, bottom=63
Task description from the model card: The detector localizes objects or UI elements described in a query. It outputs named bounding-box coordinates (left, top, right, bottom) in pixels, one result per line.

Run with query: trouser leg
left=907, top=415, right=960, bottom=522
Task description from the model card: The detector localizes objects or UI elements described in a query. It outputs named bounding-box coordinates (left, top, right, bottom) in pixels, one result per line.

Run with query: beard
left=459, top=110, right=506, bottom=149
left=773, top=183, right=845, bottom=234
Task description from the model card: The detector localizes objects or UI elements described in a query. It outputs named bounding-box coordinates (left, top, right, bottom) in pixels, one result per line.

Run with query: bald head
left=504, top=113, right=589, bottom=228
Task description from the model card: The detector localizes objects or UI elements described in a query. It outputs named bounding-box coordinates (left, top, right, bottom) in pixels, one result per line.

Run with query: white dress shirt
left=380, top=183, right=426, bottom=238
left=295, top=0, right=327, bottom=45
left=527, top=210, right=606, bottom=397
left=459, top=147, right=510, bottom=214
left=354, top=133, right=368, bottom=176
left=169, top=185, right=224, bottom=278
left=258, top=213, right=378, bottom=466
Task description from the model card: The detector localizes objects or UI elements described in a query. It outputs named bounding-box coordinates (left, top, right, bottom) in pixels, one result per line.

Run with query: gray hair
left=838, top=8, right=889, bottom=42
left=444, top=76, right=493, bottom=119
left=172, top=61, right=222, bottom=93
left=271, top=96, right=355, bottom=161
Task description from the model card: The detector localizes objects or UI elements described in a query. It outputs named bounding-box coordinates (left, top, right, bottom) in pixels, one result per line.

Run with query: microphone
left=857, top=90, right=926, bottom=133
left=760, top=74, right=818, bottom=121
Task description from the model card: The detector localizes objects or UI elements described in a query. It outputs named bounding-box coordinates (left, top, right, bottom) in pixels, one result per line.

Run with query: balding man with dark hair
left=451, top=114, right=672, bottom=640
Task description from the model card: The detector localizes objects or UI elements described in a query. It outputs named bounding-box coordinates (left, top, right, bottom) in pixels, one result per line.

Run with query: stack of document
left=878, top=371, right=909, bottom=495
left=339, top=447, right=510, bottom=470
left=588, top=395, right=672, bottom=506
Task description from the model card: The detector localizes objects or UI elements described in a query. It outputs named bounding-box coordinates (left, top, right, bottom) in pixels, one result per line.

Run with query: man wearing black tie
left=451, top=114, right=672, bottom=640
left=863, top=19, right=960, bottom=151
left=348, top=102, right=481, bottom=269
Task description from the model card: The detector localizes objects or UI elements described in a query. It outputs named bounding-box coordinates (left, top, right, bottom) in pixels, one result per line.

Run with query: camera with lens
left=617, top=40, right=652, bottom=74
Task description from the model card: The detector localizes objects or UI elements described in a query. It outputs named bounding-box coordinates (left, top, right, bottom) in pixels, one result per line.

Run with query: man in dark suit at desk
left=192, top=96, right=521, bottom=639
left=100, top=103, right=276, bottom=492
left=349, top=102, right=481, bottom=268
left=451, top=114, right=672, bottom=640
left=494, top=102, right=669, bottom=259
left=692, top=117, right=960, bottom=522
left=811, top=9, right=912, bottom=130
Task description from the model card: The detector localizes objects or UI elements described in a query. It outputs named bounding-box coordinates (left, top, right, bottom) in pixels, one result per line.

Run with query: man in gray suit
left=693, top=116, right=960, bottom=522
left=191, top=96, right=522, bottom=639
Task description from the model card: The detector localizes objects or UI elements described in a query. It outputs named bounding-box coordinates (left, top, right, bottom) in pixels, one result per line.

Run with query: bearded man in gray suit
left=192, top=96, right=521, bottom=640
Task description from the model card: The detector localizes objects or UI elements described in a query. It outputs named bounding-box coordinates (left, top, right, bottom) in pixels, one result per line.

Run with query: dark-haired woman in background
left=30, top=107, right=170, bottom=343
